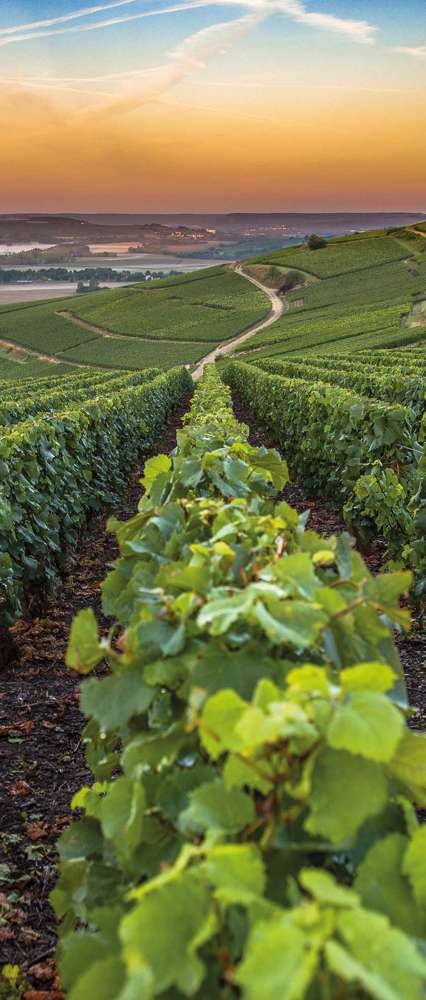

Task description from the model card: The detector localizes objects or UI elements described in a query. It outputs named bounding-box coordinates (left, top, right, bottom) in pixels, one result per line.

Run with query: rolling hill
left=0, top=223, right=424, bottom=380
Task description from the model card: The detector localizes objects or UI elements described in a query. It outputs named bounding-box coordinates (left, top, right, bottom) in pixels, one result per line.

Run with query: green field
left=236, top=301, right=411, bottom=357
left=0, top=299, right=98, bottom=353
left=0, top=349, right=77, bottom=380
left=58, top=335, right=207, bottom=368
left=237, top=225, right=426, bottom=357
left=65, top=268, right=268, bottom=342
left=0, top=266, right=269, bottom=371
left=1, top=224, right=425, bottom=375
left=252, top=234, right=409, bottom=277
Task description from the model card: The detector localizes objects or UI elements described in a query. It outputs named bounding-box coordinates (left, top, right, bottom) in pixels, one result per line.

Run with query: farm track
left=0, top=394, right=192, bottom=994
left=408, top=226, right=426, bottom=241
left=192, top=265, right=285, bottom=379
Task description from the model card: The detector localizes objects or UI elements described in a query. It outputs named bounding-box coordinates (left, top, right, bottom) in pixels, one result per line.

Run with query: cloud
left=0, top=0, right=378, bottom=128
left=293, top=10, right=376, bottom=44
left=88, top=11, right=263, bottom=114
left=201, top=76, right=414, bottom=93
left=0, top=2, right=211, bottom=47
left=0, top=0, right=377, bottom=48
left=0, top=1, right=137, bottom=35
left=392, top=45, right=426, bottom=59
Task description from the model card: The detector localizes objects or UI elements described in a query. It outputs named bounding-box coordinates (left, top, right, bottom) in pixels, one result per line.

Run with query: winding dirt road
left=192, top=265, right=284, bottom=380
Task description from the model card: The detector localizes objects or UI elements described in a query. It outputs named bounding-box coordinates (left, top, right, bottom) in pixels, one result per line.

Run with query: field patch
left=254, top=235, right=413, bottom=277
left=65, top=268, right=269, bottom=343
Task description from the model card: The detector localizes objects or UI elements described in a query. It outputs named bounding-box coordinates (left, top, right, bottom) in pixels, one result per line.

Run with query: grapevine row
left=0, top=366, right=191, bottom=623
left=55, top=365, right=426, bottom=999
left=224, top=360, right=426, bottom=604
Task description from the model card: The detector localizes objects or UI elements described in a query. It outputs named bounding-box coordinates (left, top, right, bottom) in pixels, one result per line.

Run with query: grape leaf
left=327, top=691, right=403, bottom=762
left=306, top=748, right=388, bottom=844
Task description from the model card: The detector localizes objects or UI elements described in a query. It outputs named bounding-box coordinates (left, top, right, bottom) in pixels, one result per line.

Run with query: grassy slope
left=0, top=351, right=77, bottom=380
left=65, top=269, right=268, bottom=343
left=2, top=225, right=426, bottom=379
left=0, top=266, right=269, bottom=372
left=237, top=226, right=426, bottom=358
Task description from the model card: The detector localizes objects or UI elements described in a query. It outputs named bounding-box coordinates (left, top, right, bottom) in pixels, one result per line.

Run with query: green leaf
left=355, top=834, right=425, bottom=936
left=69, top=957, right=125, bottom=1000
left=119, top=872, right=212, bottom=995
left=300, top=869, right=358, bottom=908
left=272, top=553, right=320, bottom=599
left=141, top=454, right=171, bottom=494
left=251, top=449, right=289, bottom=490
left=224, top=753, right=273, bottom=795
left=181, top=779, right=254, bottom=836
left=101, top=777, right=145, bottom=862
left=57, top=818, right=103, bottom=862
left=388, top=730, right=426, bottom=806
left=306, top=748, right=388, bottom=844
left=253, top=599, right=326, bottom=649
left=66, top=609, right=104, bottom=674
left=200, top=689, right=246, bottom=759
left=197, top=590, right=255, bottom=635
left=340, top=662, right=396, bottom=694
left=330, top=908, right=426, bottom=1000
left=327, top=691, right=404, bottom=762
left=237, top=918, right=316, bottom=1000
left=81, top=671, right=153, bottom=731
left=325, top=941, right=393, bottom=1000
left=403, top=827, right=426, bottom=906
left=287, top=665, right=329, bottom=697
left=205, top=844, right=266, bottom=903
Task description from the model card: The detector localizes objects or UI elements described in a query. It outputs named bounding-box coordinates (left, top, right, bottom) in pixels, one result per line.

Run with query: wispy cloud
left=0, top=0, right=378, bottom=126
left=201, top=77, right=416, bottom=94
left=392, top=45, right=426, bottom=59
left=0, top=2, right=211, bottom=47
left=0, top=1, right=138, bottom=36
left=87, top=11, right=263, bottom=114
left=0, top=0, right=377, bottom=48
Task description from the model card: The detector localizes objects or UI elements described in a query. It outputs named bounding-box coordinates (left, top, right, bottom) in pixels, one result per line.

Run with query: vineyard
left=0, top=267, right=269, bottom=371
left=1, top=224, right=426, bottom=998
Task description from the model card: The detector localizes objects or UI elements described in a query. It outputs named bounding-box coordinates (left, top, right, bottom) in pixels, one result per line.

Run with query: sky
left=0, top=0, right=425, bottom=212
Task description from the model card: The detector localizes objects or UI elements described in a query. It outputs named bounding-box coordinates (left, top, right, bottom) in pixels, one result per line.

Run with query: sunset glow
left=1, top=0, right=425, bottom=211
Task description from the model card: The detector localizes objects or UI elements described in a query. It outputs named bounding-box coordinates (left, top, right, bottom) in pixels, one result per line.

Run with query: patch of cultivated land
left=236, top=226, right=426, bottom=356
left=0, top=266, right=270, bottom=370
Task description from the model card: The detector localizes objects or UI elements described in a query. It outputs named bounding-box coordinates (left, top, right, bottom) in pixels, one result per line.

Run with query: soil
left=0, top=395, right=191, bottom=996
left=232, top=391, right=426, bottom=733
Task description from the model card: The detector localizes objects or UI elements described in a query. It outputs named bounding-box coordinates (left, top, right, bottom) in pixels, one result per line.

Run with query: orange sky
left=0, top=0, right=425, bottom=211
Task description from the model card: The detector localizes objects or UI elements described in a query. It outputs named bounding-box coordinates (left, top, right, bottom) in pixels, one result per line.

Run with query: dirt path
left=192, top=265, right=285, bottom=380
left=408, top=226, right=426, bottom=241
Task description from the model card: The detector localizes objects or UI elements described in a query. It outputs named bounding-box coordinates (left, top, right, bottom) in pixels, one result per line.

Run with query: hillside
left=0, top=223, right=424, bottom=380
left=0, top=266, right=269, bottom=372
left=236, top=224, right=426, bottom=357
